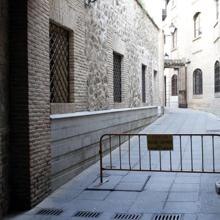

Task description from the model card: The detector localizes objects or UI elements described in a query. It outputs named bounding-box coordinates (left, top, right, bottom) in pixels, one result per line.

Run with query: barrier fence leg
left=99, top=140, right=103, bottom=184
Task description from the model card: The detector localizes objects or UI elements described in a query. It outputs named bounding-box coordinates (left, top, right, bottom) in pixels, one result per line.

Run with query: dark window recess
left=215, top=61, right=220, bottom=93
left=113, top=52, right=122, bottom=102
left=50, top=22, right=70, bottom=103
left=194, top=12, right=202, bottom=38
left=142, top=65, right=146, bottom=103
left=193, top=68, right=203, bottom=95
left=172, top=74, right=178, bottom=96
left=172, top=28, right=177, bottom=49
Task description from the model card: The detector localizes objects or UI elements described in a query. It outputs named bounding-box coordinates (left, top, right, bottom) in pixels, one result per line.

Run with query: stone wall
left=51, top=106, right=159, bottom=190
left=0, top=0, right=9, bottom=216
left=48, top=0, right=163, bottom=194
left=27, top=0, right=51, bottom=208
left=50, top=0, right=163, bottom=114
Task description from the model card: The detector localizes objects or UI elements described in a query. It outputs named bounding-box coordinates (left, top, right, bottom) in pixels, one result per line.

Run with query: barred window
left=50, top=22, right=70, bottom=103
left=142, top=65, right=146, bottom=103
left=194, top=12, right=202, bottom=38
left=193, top=69, right=203, bottom=95
left=171, top=74, right=178, bottom=96
left=113, top=52, right=122, bottom=103
left=215, top=61, right=220, bottom=93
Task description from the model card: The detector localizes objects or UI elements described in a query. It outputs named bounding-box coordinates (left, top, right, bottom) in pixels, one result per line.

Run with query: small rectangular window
left=113, top=52, right=122, bottom=103
left=216, top=0, right=219, bottom=20
left=50, top=22, right=70, bottom=103
left=172, top=29, right=177, bottom=49
left=142, top=65, right=146, bottom=103
left=215, top=61, right=220, bottom=93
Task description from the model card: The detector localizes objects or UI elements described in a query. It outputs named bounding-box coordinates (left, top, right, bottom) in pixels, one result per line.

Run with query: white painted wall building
left=163, top=0, right=220, bottom=116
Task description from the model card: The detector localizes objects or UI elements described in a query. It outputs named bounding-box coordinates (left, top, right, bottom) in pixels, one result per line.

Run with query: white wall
left=163, top=0, right=220, bottom=116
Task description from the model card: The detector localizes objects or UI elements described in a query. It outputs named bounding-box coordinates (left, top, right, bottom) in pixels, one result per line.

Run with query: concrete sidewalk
left=7, top=109, right=220, bottom=220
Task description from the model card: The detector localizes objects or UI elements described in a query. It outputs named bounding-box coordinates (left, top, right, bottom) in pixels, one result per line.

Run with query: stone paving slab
left=164, top=201, right=200, bottom=213
left=171, top=183, right=200, bottom=192
left=168, top=192, right=199, bottom=202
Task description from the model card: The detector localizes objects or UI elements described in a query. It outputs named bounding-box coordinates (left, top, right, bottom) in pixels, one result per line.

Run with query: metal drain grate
left=36, top=208, right=63, bottom=216
left=113, top=213, right=142, bottom=220
left=152, top=214, right=183, bottom=220
left=73, top=211, right=102, bottom=218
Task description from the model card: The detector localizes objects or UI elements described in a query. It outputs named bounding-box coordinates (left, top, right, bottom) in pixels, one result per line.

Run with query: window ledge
left=193, top=35, right=202, bottom=42
left=171, top=47, right=178, bottom=52
left=193, top=94, right=203, bottom=99
left=192, top=0, right=199, bottom=5
left=171, top=5, right=176, bottom=10
left=215, top=92, right=220, bottom=98
left=214, top=20, right=219, bottom=28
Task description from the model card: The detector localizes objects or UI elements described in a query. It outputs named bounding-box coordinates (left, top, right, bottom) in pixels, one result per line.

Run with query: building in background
left=163, top=0, right=220, bottom=115
left=0, top=0, right=164, bottom=216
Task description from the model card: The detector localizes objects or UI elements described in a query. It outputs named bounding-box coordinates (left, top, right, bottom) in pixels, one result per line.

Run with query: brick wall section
left=0, top=0, right=9, bottom=216
left=27, top=0, right=51, bottom=207
left=9, top=0, right=51, bottom=211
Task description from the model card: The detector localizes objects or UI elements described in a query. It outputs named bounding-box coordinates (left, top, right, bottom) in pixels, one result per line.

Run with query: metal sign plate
left=147, top=135, right=173, bottom=151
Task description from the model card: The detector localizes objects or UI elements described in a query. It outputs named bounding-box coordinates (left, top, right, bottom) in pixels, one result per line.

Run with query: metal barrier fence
left=99, top=134, right=220, bottom=183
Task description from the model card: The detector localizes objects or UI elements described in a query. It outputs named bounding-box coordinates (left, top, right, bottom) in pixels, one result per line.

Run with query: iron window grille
left=172, top=74, right=178, bottom=96
left=113, top=52, right=122, bottom=103
left=193, top=68, right=203, bottom=95
left=50, top=22, right=70, bottom=103
left=142, top=65, right=146, bottom=103
left=215, top=61, right=220, bottom=93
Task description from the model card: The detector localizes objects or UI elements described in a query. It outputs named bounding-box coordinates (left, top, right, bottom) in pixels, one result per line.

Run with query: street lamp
left=169, top=23, right=176, bottom=34
left=164, top=53, right=169, bottom=59
left=85, top=0, right=98, bottom=7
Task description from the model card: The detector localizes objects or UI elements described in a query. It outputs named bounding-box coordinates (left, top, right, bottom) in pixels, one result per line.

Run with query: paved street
left=7, top=109, right=220, bottom=220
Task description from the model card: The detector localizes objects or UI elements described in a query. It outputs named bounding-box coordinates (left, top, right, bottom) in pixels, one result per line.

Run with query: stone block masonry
left=50, top=0, right=163, bottom=114
left=51, top=107, right=159, bottom=190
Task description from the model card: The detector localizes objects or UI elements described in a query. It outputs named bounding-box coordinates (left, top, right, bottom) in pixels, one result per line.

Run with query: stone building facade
left=163, top=0, right=220, bottom=116
left=0, top=0, right=163, bottom=216
left=50, top=0, right=163, bottom=114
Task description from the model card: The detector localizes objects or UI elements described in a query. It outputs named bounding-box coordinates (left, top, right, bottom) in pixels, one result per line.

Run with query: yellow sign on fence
left=147, top=134, right=173, bottom=151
